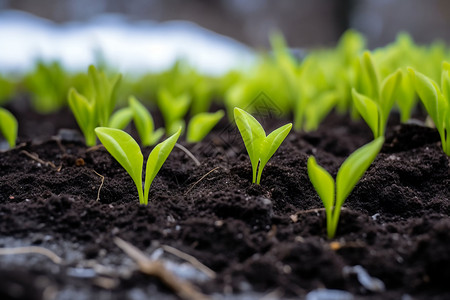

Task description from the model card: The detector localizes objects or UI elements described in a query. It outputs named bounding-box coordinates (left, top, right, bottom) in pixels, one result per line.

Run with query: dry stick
left=20, top=150, right=62, bottom=171
left=161, top=245, right=216, bottom=279
left=92, top=169, right=105, bottom=202
left=114, top=237, right=210, bottom=300
left=175, top=143, right=201, bottom=166
left=86, top=144, right=104, bottom=153
left=0, top=246, right=63, bottom=264
left=184, top=167, right=220, bottom=196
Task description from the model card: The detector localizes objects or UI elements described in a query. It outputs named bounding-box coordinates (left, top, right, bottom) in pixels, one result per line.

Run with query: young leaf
left=129, top=96, right=165, bottom=146
left=352, top=89, right=380, bottom=138
left=68, top=88, right=97, bottom=146
left=95, top=127, right=144, bottom=203
left=0, top=107, right=18, bottom=148
left=144, top=127, right=182, bottom=204
left=379, top=69, right=402, bottom=125
left=234, top=107, right=292, bottom=184
left=307, top=156, right=335, bottom=222
left=108, top=107, right=133, bottom=130
left=186, top=110, right=224, bottom=143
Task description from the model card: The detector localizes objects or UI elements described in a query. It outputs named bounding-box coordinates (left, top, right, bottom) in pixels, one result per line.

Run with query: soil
left=0, top=103, right=449, bottom=300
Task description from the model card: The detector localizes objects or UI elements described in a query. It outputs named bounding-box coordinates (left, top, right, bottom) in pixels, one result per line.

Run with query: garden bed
left=1, top=105, right=449, bottom=300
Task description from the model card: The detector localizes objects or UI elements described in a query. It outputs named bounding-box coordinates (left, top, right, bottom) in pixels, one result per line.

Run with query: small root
left=0, top=246, right=63, bottom=264
left=86, top=144, right=104, bottom=152
left=92, top=169, right=105, bottom=202
left=175, top=143, right=200, bottom=166
left=21, top=150, right=62, bottom=171
left=184, top=167, right=220, bottom=195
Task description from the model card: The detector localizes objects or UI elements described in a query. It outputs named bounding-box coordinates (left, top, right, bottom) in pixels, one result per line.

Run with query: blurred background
left=1, top=0, right=450, bottom=73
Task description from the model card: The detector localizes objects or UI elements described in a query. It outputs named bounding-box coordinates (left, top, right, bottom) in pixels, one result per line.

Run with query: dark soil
left=0, top=105, right=449, bottom=300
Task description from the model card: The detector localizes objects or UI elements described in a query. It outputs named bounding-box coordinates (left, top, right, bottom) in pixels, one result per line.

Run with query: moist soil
left=0, top=104, right=449, bottom=300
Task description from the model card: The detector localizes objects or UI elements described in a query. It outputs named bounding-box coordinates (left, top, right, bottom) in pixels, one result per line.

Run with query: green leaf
left=144, top=127, right=182, bottom=204
left=307, top=156, right=335, bottom=216
left=361, top=51, right=380, bottom=100
left=352, top=89, right=381, bottom=138
left=234, top=107, right=267, bottom=183
left=108, top=107, right=133, bottom=130
left=257, top=123, right=292, bottom=184
left=129, top=96, right=164, bottom=146
left=95, top=127, right=144, bottom=204
left=380, top=69, right=402, bottom=125
left=186, top=110, right=224, bottom=143
left=0, top=107, right=18, bottom=148
left=336, top=136, right=384, bottom=209
left=68, top=88, right=97, bottom=146
left=409, top=68, right=441, bottom=130
left=234, top=107, right=291, bottom=184
left=395, top=70, right=416, bottom=123
left=304, top=91, right=337, bottom=132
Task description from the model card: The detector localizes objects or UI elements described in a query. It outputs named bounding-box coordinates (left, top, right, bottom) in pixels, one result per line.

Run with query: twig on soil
left=20, top=150, right=62, bottom=171
left=91, top=169, right=105, bottom=202
left=86, top=144, right=104, bottom=152
left=184, top=167, right=220, bottom=196
left=161, top=244, right=216, bottom=279
left=114, top=237, right=210, bottom=300
left=0, top=246, right=63, bottom=264
left=175, top=143, right=201, bottom=166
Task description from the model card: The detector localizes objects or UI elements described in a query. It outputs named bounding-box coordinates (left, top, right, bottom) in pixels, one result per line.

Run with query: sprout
left=409, top=64, right=450, bottom=155
left=129, top=96, right=165, bottom=146
left=68, top=65, right=122, bottom=146
left=186, top=110, right=224, bottom=143
left=307, top=137, right=384, bottom=239
left=352, top=52, right=402, bottom=138
left=0, top=107, right=18, bottom=148
left=234, top=107, right=292, bottom=184
left=95, top=127, right=181, bottom=205
left=158, top=88, right=190, bottom=135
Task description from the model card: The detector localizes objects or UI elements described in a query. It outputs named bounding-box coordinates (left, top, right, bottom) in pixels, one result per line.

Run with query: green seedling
left=352, top=51, right=402, bottom=138
left=68, top=65, right=122, bottom=146
left=304, top=91, right=337, bottom=132
left=158, top=88, right=190, bottom=135
left=95, top=127, right=181, bottom=205
left=307, top=136, right=384, bottom=239
left=394, top=69, right=417, bottom=123
left=409, top=65, right=450, bottom=155
left=186, top=110, right=224, bottom=143
left=234, top=107, right=292, bottom=184
left=129, top=96, right=165, bottom=146
left=0, top=107, right=18, bottom=148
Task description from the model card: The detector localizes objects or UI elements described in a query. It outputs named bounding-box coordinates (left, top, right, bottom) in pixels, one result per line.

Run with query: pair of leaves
left=0, top=107, right=18, bottom=148
left=95, top=127, right=181, bottom=205
left=307, top=136, right=384, bottom=239
left=234, top=107, right=292, bottom=184
left=409, top=66, right=450, bottom=155
left=352, top=52, right=402, bottom=138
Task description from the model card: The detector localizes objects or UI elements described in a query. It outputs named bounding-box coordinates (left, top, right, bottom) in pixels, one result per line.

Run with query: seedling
left=409, top=65, right=450, bottom=155
left=186, top=110, right=224, bottom=143
left=307, top=137, right=384, bottom=238
left=68, top=65, right=122, bottom=146
left=95, top=127, right=181, bottom=205
left=234, top=107, right=292, bottom=184
left=352, top=51, right=402, bottom=138
left=129, top=96, right=165, bottom=146
left=158, top=88, right=190, bottom=135
left=0, top=107, right=18, bottom=148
